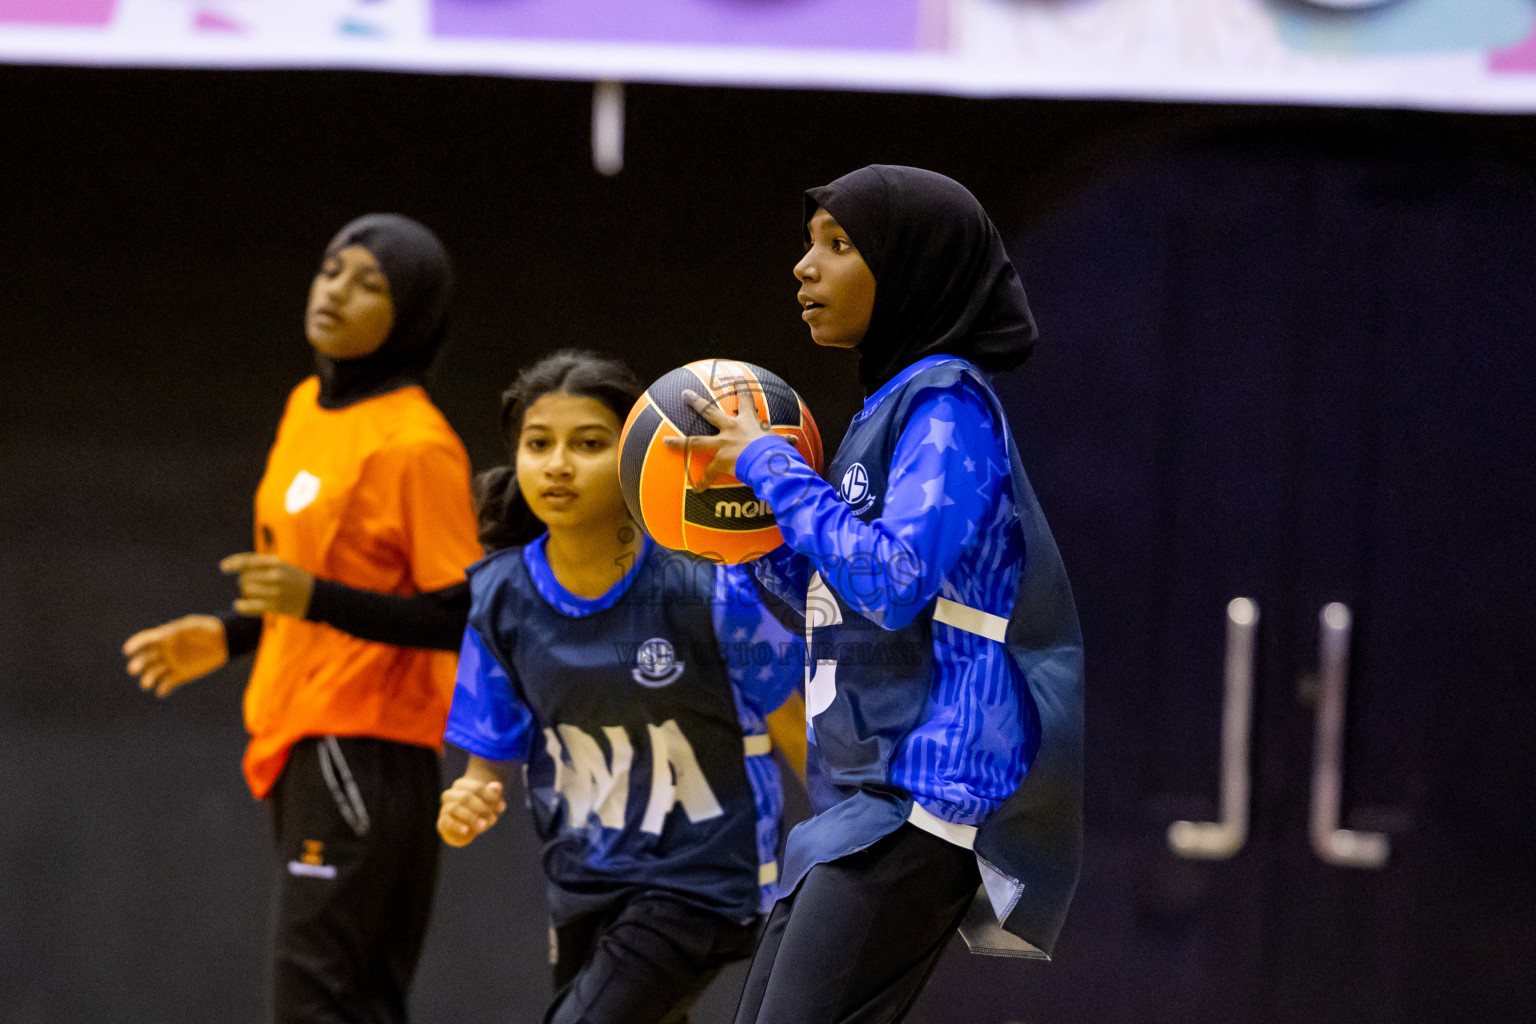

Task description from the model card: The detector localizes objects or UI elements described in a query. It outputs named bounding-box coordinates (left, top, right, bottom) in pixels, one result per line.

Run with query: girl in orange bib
left=123, top=214, right=480, bottom=1024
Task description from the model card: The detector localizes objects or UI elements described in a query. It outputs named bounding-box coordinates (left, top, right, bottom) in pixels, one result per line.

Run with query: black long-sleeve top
left=220, top=580, right=469, bottom=659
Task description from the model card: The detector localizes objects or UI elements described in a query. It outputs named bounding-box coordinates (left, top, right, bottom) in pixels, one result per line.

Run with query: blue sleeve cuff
left=442, top=728, right=526, bottom=763
left=445, top=626, right=535, bottom=762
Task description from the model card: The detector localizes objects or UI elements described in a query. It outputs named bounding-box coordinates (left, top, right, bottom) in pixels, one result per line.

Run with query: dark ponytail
left=476, top=349, right=645, bottom=551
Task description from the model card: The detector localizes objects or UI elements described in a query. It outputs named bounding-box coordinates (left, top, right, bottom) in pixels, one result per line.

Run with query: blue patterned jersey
left=738, top=355, right=1084, bottom=956
left=445, top=535, right=800, bottom=920
left=739, top=356, right=1036, bottom=826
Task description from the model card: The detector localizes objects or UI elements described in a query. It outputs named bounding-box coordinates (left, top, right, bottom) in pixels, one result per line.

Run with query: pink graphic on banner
left=0, top=0, right=116, bottom=25
left=1490, top=15, right=1536, bottom=72
left=432, top=0, right=923, bottom=51
left=194, top=9, right=248, bottom=34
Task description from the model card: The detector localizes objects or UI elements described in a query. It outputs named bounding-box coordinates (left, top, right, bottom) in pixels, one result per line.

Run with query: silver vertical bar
left=1168, top=597, right=1258, bottom=860
left=1309, top=602, right=1389, bottom=869
left=592, top=80, right=624, bottom=176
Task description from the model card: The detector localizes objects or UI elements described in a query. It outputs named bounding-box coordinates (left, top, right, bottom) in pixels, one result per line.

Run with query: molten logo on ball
left=717, top=500, right=767, bottom=519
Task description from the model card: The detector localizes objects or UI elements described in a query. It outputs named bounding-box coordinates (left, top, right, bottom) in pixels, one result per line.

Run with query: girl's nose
left=793, top=255, right=817, bottom=282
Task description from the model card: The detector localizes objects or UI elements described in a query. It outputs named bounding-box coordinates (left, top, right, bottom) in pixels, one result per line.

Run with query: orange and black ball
left=618, top=359, right=822, bottom=564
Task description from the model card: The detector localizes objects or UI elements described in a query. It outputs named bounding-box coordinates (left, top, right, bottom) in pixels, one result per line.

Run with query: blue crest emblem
left=839, top=462, right=876, bottom=514
left=632, top=637, right=685, bottom=688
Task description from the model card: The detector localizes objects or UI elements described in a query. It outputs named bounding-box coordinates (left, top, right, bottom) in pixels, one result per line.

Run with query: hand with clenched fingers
left=439, top=757, right=511, bottom=847
left=220, top=552, right=315, bottom=618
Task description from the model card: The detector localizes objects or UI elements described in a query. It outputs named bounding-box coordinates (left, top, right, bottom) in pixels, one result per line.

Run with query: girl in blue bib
left=437, top=350, right=802, bottom=1024
left=678, top=166, right=1085, bottom=1024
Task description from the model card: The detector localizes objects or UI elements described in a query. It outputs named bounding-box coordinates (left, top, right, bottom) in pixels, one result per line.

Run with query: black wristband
left=218, top=611, right=264, bottom=659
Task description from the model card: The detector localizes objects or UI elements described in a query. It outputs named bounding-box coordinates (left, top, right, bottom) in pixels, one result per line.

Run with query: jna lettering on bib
left=542, top=719, right=722, bottom=834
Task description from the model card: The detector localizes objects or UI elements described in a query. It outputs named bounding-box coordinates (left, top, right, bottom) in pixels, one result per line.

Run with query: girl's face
left=516, top=392, right=630, bottom=535
left=794, top=207, right=876, bottom=349
left=306, top=245, right=396, bottom=359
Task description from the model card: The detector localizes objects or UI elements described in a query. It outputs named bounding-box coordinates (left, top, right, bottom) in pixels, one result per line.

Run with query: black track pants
left=732, top=823, right=981, bottom=1024
left=546, top=891, right=760, bottom=1024
left=269, top=736, right=442, bottom=1024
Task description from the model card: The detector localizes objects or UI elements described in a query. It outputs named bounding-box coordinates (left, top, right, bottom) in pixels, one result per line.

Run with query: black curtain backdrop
left=2, top=66, right=1534, bottom=1024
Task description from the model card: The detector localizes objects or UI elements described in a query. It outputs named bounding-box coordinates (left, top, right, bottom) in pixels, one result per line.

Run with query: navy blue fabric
left=732, top=824, right=979, bottom=1024
left=446, top=538, right=798, bottom=925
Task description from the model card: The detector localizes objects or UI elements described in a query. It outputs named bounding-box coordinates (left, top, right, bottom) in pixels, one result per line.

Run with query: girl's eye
left=583, top=437, right=608, bottom=451
left=523, top=437, right=548, bottom=451
left=831, top=238, right=850, bottom=252
left=360, top=275, right=387, bottom=294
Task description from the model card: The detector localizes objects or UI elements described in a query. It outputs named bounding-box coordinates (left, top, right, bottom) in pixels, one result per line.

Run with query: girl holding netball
left=122, top=214, right=480, bottom=1024
left=437, top=349, right=801, bottom=1024
left=677, top=165, right=1085, bottom=1024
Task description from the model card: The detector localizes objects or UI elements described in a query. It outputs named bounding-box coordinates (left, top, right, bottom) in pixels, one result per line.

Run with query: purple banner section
left=432, top=0, right=923, bottom=51
left=1491, top=16, right=1536, bottom=73
left=0, top=0, right=115, bottom=24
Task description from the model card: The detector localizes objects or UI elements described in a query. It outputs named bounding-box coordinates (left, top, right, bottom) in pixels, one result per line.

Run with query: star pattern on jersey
left=974, top=455, right=1007, bottom=501
left=920, top=474, right=956, bottom=511
left=922, top=417, right=960, bottom=454
left=730, top=377, right=1043, bottom=835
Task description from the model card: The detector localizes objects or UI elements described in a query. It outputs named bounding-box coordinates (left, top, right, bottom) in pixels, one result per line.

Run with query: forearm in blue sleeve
left=712, top=565, right=804, bottom=715
left=736, top=382, right=1005, bottom=630
left=748, top=544, right=813, bottom=621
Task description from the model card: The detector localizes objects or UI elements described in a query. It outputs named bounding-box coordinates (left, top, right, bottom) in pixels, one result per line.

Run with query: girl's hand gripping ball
left=618, top=359, right=821, bottom=564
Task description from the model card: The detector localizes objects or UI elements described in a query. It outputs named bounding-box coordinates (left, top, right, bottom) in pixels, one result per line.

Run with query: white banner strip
left=3, top=0, right=1536, bottom=112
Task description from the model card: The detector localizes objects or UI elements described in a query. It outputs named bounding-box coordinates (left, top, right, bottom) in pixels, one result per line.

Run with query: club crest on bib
left=285, top=470, right=322, bottom=514
left=632, top=637, right=685, bottom=688
left=839, top=462, right=876, bottom=515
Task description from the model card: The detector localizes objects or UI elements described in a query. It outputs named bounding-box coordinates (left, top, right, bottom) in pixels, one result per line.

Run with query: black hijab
left=804, top=165, right=1037, bottom=395
left=313, top=213, right=453, bottom=409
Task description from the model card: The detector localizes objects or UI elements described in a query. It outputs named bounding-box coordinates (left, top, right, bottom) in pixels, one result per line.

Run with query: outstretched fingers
left=682, top=387, right=733, bottom=427
left=123, top=624, right=168, bottom=658
left=661, top=385, right=772, bottom=493
left=218, top=552, right=279, bottom=575
left=692, top=458, right=727, bottom=493
left=664, top=394, right=726, bottom=491
left=123, top=626, right=172, bottom=690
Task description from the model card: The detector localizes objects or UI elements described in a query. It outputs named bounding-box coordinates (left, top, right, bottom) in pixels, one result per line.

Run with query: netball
left=618, top=358, right=823, bottom=564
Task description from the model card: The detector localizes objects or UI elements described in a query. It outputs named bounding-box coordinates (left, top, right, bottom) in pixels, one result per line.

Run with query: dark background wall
left=2, top=66, right=1534, bottom=1023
